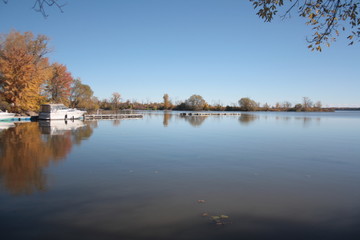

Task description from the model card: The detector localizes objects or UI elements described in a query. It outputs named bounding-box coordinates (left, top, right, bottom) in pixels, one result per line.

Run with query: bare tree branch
left=2, top=0, right=65, bottom=17
left=33, top=0, right=66, bottom=17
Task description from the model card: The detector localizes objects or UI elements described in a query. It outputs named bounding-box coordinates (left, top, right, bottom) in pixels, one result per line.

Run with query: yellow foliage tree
left=0, top=31, right=51, bottom=112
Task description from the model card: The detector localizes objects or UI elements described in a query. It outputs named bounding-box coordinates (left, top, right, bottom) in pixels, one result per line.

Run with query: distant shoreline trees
left=238, top=98, right=259, bottom=111
left=95, top=94, right=334, bottom=113
left=111, top=92, right=121, bottom=110
left=69, top=79, right=99, bottom=110
left=163, top=94, right=172, bottom=110
left=184, top=95, right=207, bottom=111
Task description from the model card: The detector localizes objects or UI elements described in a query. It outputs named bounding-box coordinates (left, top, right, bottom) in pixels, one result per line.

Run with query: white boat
left=0, top=110, right=15, bottom=120
left=38, top=104, right=86, bottom=120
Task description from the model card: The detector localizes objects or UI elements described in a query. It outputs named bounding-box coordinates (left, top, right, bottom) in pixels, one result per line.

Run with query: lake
left=1, top=111, right=360, bottom=240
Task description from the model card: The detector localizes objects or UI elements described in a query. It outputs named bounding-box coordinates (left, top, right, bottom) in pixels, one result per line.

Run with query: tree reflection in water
left=180, top=115, right=208, bottom=127
left=238, top=114, right=259, bottom=125
left=0, top=120, right=95, bottom=195
left=163, top=112, right=172, bottom=127
left=112, top=119, right=121, bottom=126
left=295, top=117, right=321, bottom=127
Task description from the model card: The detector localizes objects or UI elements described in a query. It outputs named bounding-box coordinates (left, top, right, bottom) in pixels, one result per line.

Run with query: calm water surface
left=1, top=111, right=360, bottom=240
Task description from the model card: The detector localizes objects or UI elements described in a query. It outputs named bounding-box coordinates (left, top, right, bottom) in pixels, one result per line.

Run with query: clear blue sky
left=1, top=0, right=359, bottom=107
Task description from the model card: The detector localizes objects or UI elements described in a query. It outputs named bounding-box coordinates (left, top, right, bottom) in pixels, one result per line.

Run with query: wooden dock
left=84, top=114, right=143, bottom=120
left=180, top=112, right=241, bottom=116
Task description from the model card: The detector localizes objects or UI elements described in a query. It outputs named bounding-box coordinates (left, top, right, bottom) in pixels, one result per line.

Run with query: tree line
left=0, top=30, right=98, bottom=113
left=97, top=93, right=332, bottom=112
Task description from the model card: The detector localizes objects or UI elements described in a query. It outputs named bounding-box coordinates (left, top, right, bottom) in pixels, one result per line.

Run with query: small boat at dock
left=38, top=104, right=86, bottom=120
left=0, top=110, right=16, bottom=121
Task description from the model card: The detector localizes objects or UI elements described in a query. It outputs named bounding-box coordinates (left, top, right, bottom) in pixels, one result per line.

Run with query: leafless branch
left=2, top=0, right=66, bottom=17
left=33, top=0, right=66, bottom=17
left=281, top=0, right=300, bottom=19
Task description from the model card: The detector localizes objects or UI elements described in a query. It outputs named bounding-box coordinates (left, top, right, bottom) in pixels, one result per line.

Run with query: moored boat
left=0, top=110, right=16, bottom=121
left=38, top=104, right=86, bottom=120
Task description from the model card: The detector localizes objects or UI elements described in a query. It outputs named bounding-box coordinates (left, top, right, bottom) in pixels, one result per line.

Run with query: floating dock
left=9, top=116, right=33, bottom=122
left=180, top=112, right=241, bottom=116
left=84, top=114, right=143, bottom=120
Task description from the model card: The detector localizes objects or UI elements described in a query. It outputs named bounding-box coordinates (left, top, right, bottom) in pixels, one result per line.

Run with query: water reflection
left=0, top=121, right=15, bottom=131
left=168, top=112, right=324, bottom=128
left=180, top=115, right=208, bottom=127
left=275, top=116, right=291, bottom=122
left=294, top=116, right=321, bottom=127
left=112, top=119, right=121, bottom=126
left=39, top=120, right=85, bottom=134
left=238, top=114, right=259, bottom=125
left=0, top=120, right=95, bottom=195
left=163, top=112, right=172, bottom=127
left=243, top=114, right=323, bottom=127
left=73, top=121, right=97, bottom=145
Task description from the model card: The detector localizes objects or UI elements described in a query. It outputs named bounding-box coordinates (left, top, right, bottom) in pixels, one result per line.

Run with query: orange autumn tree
left=44, top=63, right=73, bottom=105
left=0, top=31, right=51, bottom=112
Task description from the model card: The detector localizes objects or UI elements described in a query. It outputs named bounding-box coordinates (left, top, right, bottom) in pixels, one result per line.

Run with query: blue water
left=1, top=111, right=360, bottom=239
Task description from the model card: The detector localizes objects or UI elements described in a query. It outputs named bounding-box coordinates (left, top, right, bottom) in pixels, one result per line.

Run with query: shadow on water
left=0, top=120, right=96, bottom=195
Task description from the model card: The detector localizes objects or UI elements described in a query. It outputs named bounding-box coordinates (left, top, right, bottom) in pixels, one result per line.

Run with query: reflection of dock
left=180, top=112, right=241, bottom=116
left=84, top=114, right=143, bottom=119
